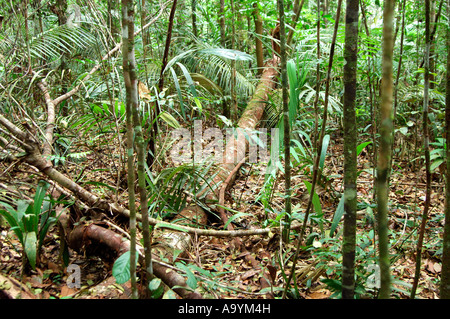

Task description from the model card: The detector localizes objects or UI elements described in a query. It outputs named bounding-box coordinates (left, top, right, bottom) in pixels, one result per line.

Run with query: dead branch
left=36, top=78, right=56, bottom=158
left=0, top=273, right=36, bottom=299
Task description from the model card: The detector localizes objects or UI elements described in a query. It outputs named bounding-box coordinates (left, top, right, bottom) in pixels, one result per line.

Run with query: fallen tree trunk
left=0, top=114, right=269, bottom=238
left=67, top=222, right=202, bottom=299
left=0, top=25, right=281, bottom=300
left=0, top=114, right=270, bottom=299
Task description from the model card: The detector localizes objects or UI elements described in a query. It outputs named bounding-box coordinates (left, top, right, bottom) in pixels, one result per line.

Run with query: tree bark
left=377, top=0, right=395, bottom=299
left=67, top=223, right=202, bottom=299
left=121, top=0, right=139, bottom=299
left=219, top=0, right=226, bottom=47
left=252, top=3, right=264, bottom=75
left=148, top=0, right=178, bottom=168
left=277, top=0, right=292, bottom=244
left=283, top=0, right=342, bottom=298
left=342, top=0, right=358, bottom=299
left=441, top=0, right=450, bottom=299
left=411, top=0, right=432, bottom=299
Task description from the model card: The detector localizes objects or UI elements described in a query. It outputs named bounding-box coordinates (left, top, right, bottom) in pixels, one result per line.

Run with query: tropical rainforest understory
left=0, top=0, right=449, bottom=300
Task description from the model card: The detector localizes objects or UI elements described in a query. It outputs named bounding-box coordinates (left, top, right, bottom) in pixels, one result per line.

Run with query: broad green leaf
left=304, top=181, right=322, bottom=217
left=329, top=194, right=345, bottom=237
left=357, top=141, right=372, bottom=156
left=319, top=135, right=330, bottom=171
left=33, top=180, right=49, bottom=217
left=176, top=62, right=197, bottom=98
left=163, top=290, right=177, bottom=299
left=222, top=210, right=251, bottom=230
left=430, top=159, right=444, bottom=172
left=148, top=278, right=164, bottom=299
left=0, top=209, right=24, bottom=244
left=177, top=263, right=197, bottom=290
left=159, top=111, right=181, bottom=129
left=112, top=251, right=138, bottom=285
left=169, top=67, right=186, bottom=120
left=24, top=232, right=37, bottom=270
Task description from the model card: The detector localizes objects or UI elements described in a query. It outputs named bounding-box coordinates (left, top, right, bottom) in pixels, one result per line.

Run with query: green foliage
left=145, top=162, right=219, bottom=219
left=148, top=277, right=164, bottom=298
left=429, top=137, right=446, bottom=173
left=0, top=180, right=57, bottom=270
left=112, top=251, right=139, bottom=285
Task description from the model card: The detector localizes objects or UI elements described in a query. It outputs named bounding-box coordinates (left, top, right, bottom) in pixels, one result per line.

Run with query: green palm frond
left=146, top=162, right=220, bottom=217
left=29, top=25, right=96, bottom=61
left=398, top=83, right=445, bottom=105
left=165, top=45, right=256, bottom=100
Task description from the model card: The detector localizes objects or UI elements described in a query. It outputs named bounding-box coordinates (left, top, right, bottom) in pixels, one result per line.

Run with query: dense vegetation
left=0, top=0, right=449, bottom=300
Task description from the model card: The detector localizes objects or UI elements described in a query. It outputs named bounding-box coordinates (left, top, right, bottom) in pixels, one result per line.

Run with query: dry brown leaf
left=306, top=290, right=331, bottom=299
left=60, top=285, right=76, bottom=298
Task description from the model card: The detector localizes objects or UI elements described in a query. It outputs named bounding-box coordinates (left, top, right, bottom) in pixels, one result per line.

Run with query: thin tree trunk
left=277, top=0, right=291, bottom=244
left=191, top=0, right=198, bottom=37
left=391, top=0, right=406, bottom=181
left=121, top=0, right=138, bottom=299
left=377, top=0, right=395, bottom=299
left=286, top=0, right=305, bottom=46
left=441, top=0, right=450, bottom=299
left=283, top=0, right=342, bottom=298
left=230, top=0, right=237, bottom=122
left=140, top=0, right=150, bottom=87
left=299, top=0, right=342, bottom=245
left=127, top=3, right=153, bottom=297
left=411, top=0, right=432, bottom=299
left=219, top=0, right=226, bottom=47
left=360, top=0, right=378, bottom=202
left=148, top=0, right=177, bottom=168
left=342, top=0, right=358, bottom=299
left=313, top=0, right=321, bottom=147
left=252, top=2, right=264, bottom=75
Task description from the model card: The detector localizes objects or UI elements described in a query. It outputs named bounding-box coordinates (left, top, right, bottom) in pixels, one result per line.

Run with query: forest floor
left=0, top=127, right=445, bottom=299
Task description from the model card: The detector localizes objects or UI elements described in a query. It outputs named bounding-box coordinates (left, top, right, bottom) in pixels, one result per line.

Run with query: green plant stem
left=440, top=0, right=450, bottom=299
left=282, top=0, right=342, bottom=298
left=411, top=0, right=432, bottom=299
left=277, top=0, right=291, bottom=244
